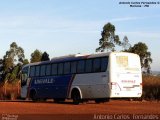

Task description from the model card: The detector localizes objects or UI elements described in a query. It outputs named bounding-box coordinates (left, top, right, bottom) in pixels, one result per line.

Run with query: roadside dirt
left=0, top=100, right=159, bottom=120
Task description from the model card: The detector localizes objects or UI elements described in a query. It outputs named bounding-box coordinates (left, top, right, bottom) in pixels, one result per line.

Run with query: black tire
left=40, top=98, right=47, bottom=102
left=54, top=98, right=65, bottom=103
left=72, top=90, right=81, bottom=105
left=95, top=99, right=101, bottom=104
left=105, top=98, right=110, bottom=102
left=95, top=98, right=109, bottom=103
left=30, top=90, right=37, bottom=101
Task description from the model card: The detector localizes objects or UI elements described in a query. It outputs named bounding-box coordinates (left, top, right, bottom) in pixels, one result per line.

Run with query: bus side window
left=71, top=61, right=77, bottom=74
left=35, top=66, right=40, bottom=77
left=64, top=62, right=71, bottom=74
left=52, top=64, right=58, bottom=75
left=93, top=58, right=101, bottom=72
left=40, top=65, right=46, bottom=76
left=58, top=63, right=64, bottom=75
left=85, top=59, right=92, bottom=73
left=46, top=64, right=51, bottom=76
left=101, top=57, right=108, bottom=72
left=77, top=60, right=85, bottom=73
left=30, top=66, right=35, bottom=77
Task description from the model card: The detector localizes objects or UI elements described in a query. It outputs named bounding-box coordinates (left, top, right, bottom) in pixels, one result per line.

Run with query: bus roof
left=22, top=52, right=137, bottom=68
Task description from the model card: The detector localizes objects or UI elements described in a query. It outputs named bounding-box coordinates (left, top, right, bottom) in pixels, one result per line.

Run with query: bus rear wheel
left=30, top=90, right=37, bottom=101
left=72, top=90, right=81, bottom=105
left=95, top=98, right=109, bottom=103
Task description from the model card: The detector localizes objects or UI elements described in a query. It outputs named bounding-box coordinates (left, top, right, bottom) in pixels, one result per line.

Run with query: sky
left=0, top=0, right=159, bottom=71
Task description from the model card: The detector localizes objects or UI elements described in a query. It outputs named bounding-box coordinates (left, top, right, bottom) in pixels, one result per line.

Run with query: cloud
left=118, top=31, right=160, bottom=39
left=110, top=17, right=143, bottom=22
left=0, top=15, right=103, bottom=34
left=110, top=15, right=160, bottom=22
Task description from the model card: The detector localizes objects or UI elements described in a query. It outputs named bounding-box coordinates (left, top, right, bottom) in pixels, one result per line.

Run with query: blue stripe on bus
left=66, top=74, right=76, bottom=97
left=29, top=75, right=74, bottom=99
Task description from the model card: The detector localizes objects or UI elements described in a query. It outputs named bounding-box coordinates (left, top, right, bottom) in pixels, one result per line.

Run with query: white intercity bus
left=21, top=52, right=142, bottom=104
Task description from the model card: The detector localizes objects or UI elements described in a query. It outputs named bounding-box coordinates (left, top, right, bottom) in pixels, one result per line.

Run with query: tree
left=23, top=59, right=29, bottom=65
left=3, top=42, right=25, bottom=73
left=5, top=64, right=21, bottom=82
left=96, top=22, right=121, bottom=52
left=0, top=59, right=3, bottom=71
left=126, top=42, right=152, bottom=73
left=3, top=57, right=13, bottom=73
left=0, top=59, right=3, bottom=80
left=121, top=36, right=131, bottom=51
left=0, top=59, right=2, bottom=63
left=4, top=42, right=25, bottom=64
left=41, top=52, right=50, bottom=61
left=2, top=42, right=25, bottom=82
left=30, top=49, right=42, bottom=63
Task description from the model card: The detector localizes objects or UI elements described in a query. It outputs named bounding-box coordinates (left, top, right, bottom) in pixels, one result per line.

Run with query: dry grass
left=0, top=76, right=160, bottom=100
left=0, top=82, right=20, bottom=100
left=142, top=75, right=160, bottom=100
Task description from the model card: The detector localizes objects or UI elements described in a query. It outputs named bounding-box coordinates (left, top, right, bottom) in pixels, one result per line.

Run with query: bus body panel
left=109, top=52, right=142, bottom=98
left=69, top=72, right=110, bottom=99
left=29, top=75, right=73, bottom=99
left=20, top=52, right=142, bottom=101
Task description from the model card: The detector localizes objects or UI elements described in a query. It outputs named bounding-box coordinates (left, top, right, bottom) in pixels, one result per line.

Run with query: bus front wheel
left=72, top=90, right=81, bottom=105
left=54, top=98, right=65, bottom=103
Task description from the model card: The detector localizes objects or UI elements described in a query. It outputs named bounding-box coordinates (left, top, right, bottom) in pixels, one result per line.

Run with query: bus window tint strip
left=52, top=64, right=58, bottom=75
left=35, top=66, right=40, bottom=77
left=85, top=59, right=92, bottom=73
left=46, top=64, right=51, bottom=76
left=30, top=66, right=35, bottom=77
left=93, top=58, right=101, bottom=72
left=58, top=63, right=64, bottom=75
left=77, top=60, right=85, bottom=73
left=71, top=61, right=77, bottom=74
left=101, top=57, right=108, bottom=72
left=64, top=62, right=71, bottom=74
left=40, top=65, right=46, bottom=76
left=29, top=57, right=108, bottom=77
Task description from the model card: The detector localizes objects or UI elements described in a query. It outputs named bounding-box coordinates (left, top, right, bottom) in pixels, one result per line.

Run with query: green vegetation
left=96, top=22, right=121, bottom=52
left=2, top=42, right=25, bottom=83
left=121, top=36, right=131, bottom=51
left=30, top=49, right=42, bottom=63
left=41, top=51, right=50, bottom=61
